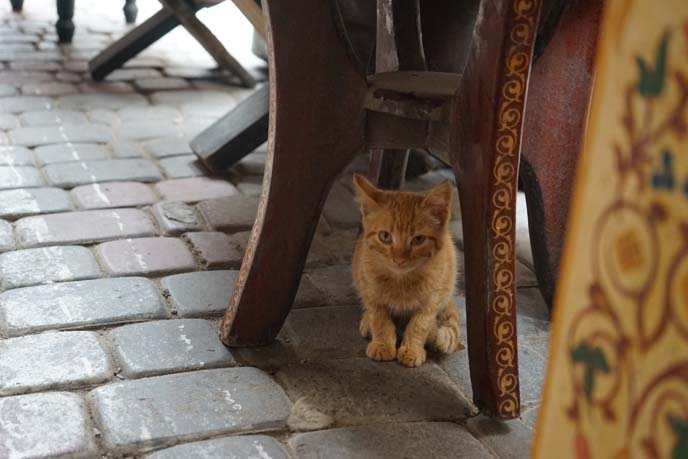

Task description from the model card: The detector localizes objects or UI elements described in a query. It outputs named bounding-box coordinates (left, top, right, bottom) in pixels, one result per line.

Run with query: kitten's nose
left=393, top=258, right=407, bottom=267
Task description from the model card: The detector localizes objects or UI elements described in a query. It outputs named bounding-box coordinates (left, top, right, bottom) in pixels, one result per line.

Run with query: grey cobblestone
left=289, top=422, right=492, bottom=459
left=58, top=93, right=148, bottom=111
left=0, top=70, right=53, bottom=85
left=0, top=331, right=113, bottom=395
left=0, top=95, right=53, bottom=113
left=118, top=105, right=182, bottom=123
left=0, top=219, right=15, bottom=252
left=276, top=358, right=473, bottom=425
left=198, top=195, right=258, bottom=232
left=135, top=77, right=191, bottom=91
left=89, top=367, right=290, bottom=451
left=148, top=435, right=290, bottom=459
left=19, top=109, right=87, bottom=126
left=33, top=142, right=110, bottom=165
left=464, top=415, right=534, bottom=459
left=305, top=265, right=358, bottom=305
left=21, top=81, right=78, bottom=96
left=0, top=165, right=43, bottom=189
left=0, top=113, right=19, bottom=129
left=183, top=231, right=247, bottom=269
left=0, top=277, right=167, bottom=336
left=159, top=154, right=207, bottom=178
left=0, top=84, right=19, bottom=97
left=142, top=136, right=192, bottom=158
left=110, top=319, right=235, bottom=378
left=113, top=120, right=180, bottom=141
left=108, top=68, right=162, bottom=81
left=322, top=181, right=361, bottom=229
left=0, top=145, right=33, bottom=165
left=0, top=392, right=97, bottom=459
left=0, top=187, right=72, bottom=218
left=152, top=201, right=203, bottom=235
left=15, top=208, right=155, bottom=247
left=96, top=237, right=196, bottom=276
left=43, top=158, right=162, bottom=187
left=72, top=181, right=158, bottom=209
left=161, top=270, right=237, bottom=317
left=0, top=245, right=100, bottom=290
left=10, top=123, right=113, bottom=146
left=154, top=177, right=239, bottom=202
left=110, top=140, right=145, bottom=158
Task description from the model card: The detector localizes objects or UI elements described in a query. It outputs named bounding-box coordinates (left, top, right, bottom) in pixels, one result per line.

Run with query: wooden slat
left=367, top=71, right=461, bottom=99
left=232, top=0, right=266, bottom=38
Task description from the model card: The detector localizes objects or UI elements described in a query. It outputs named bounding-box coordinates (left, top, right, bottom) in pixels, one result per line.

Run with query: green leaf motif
left=570, top=343, right=611, bottom=401
left=669, top=415, right=688, bottom=459
left=636, top=30, right=671, bottom=97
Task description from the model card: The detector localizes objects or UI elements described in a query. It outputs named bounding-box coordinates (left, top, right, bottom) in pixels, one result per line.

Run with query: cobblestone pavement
left=0, top=1, right=551, bottom=458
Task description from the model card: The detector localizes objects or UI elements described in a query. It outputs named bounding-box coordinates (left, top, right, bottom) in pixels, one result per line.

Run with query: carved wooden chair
left=217, top=0, right=601, bottom=418
left=88, top=0, right=259, bottom=87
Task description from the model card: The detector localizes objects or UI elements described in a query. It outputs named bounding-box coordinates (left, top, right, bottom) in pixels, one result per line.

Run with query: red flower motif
left=575, top=433, right=591, bottom=459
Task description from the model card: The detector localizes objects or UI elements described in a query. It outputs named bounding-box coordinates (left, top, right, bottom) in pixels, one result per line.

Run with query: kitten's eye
left=378, top=231, right=392, bottom=243
left=411, top=235, right=426, bottom=246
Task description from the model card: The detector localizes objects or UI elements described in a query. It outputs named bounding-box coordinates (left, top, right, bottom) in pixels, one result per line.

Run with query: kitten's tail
left=428, top=302, right=465, bottom=353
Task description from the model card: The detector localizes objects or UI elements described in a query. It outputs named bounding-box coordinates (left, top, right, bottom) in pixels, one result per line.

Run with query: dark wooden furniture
left=9, top=1, right=138, bottom=43
left=88, top=0, right=256, bottom=87
left=218, top=0, right=546, bottom=418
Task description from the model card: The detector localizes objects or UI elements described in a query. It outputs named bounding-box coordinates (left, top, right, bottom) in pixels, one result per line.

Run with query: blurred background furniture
left=9, top=0, right=138, bottom=42
left=88, top=0, right=257, bottom=86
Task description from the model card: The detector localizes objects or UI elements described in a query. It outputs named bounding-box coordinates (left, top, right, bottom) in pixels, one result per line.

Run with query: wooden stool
left=219, top=0, right=547, bottom=418
left=88, top=0, right=257, bottom=87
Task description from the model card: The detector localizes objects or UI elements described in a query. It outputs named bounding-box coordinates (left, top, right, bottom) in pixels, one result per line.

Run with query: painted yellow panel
left=533, top=1, right=688, bottom=459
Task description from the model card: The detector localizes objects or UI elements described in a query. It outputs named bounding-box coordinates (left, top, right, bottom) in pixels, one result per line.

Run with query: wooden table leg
left=56, top=0, right=75, bottom=43
left=219, top=0, right=367, bottom=346
left=123, top=0, right=138, bottom=24
left=521, top=0, right=603, bottom=308
left=448, top=0, right=542, bottom=418
left=10, top=0, right=23, bottom=12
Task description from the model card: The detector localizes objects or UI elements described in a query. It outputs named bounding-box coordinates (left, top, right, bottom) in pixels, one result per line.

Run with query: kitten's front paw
left=367, top=341, right=396, bottom=361
left=359, top=313, right=371, bottom=339
left=397, top=345, right=426, bottom=367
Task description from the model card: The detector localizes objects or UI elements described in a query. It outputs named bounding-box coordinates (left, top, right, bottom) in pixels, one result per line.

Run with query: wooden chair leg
left=521, top=0, right=603, bottom=308
left=10, top=0, right=22, bottom=12
left=163, top=0, right=257, bottom=88
left=123, top=0, right=138, bottom=24
left=56, top=0, right=75, bottom=43
left=448, top=0, right=542, bottom=418
left=89, top=9, right=182, bottom=80
left=219, top=0, right=367, bottom=346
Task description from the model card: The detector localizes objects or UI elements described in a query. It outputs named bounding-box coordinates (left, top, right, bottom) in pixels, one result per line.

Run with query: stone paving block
left=43, top=158, right=162, bottom=187
left=33, top=142, right=110, bottom=165
left=198, top=195, right=258, bottom=232
left=110, top=319, right=234, bottom=378
left=10, top=61, right=61, bottom=71
left=0, top=392, right=97, bottom=459
left=80, top=80, right=134, bottom=93
left=464, top=415, right=534, bottom=459
left=233, top=150, right=266, bottom=175
left=0, top=145, right=33, bottom=165
left=521, top=405, right=539, bottom=430
left=0, top=95, right=53, bottom=113
left=1, top=43, right=35, bottom=52
left=142, top=136, right=192, bottom=158
left=135, top=77, right=191, bottom=91
left=0, top=277, right=167, bottom=336
left=515, top=342, right=547, bottom=409
left=118, top=105, right=182, bottom=123
left=0, top=245, right=100, bottom=290
left=183, top=231, right=247, bottom=269
left=57, top=71, right=82, bottom=83
left=276, top=358, right=473, bottom=425
left=180, top=117, right=216, bottom=138
left=0, top=187, right=72, bottom=219
left=72, top=181, right=158, bottom=209
left=109, top=140, right=145, bottom=158
left=234, top=175, right=262, bottom=196
left=10, top=124, right=113, bottom=146
left=0, top=219, right=15, bottom=252
left=313, top=229, right=357, bottom=264
left=0, top=84, right=19, bottom=96
left=96, top=237, right=196, bottom=276
left=150, top=89, right=238, bottom=107
left=87, top=107, right=119, bottom=125
left=113, top=120, right=180, bottom=141
left=147, top=435, right=289, bottom=459
left=322, top=181, right=361, bottom=229
left=284, top=305, right=366, bottom=359
left=21, top=81, right=78, bottom=96
left=0, top=113, right=19, bottom=129
left=0, top=166, right=43, bottom=189
left=0, top=70, right=53, bottom=85
left=107, top=67, right=163, bottom=81
left=289, top=422, right=492, bottom=459
left=58, top=93, right=148, bottom=111
left=159, top=154, right=207, bottom=178
left=517, top=260, right=538, bottom=287
left=19, top=109, right=87, bottom=126
left=161, top=270, right=237, bottom=317
left=0, top=331, right=113, bottom=395
left=155, top=177, right=239, bottom=202
left=0, top=33, right=39, bottom=43
left=152, top=201, right=203, bottom=235
left=15, top=208, right=155, bottom=247
left=89, top=367, right=291, bottom=451
left=305, top=265, right=358, bottom=305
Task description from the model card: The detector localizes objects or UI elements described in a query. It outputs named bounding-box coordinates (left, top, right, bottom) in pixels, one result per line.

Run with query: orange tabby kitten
left=351, top=174, right=462, bottom=368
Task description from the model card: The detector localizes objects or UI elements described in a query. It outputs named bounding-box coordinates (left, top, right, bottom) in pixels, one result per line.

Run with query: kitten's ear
left=422, top=180, right=452, bottom=224
left=353, top=174, right=383, bottom=215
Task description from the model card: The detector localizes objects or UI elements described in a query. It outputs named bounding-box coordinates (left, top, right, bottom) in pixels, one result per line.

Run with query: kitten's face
left=353, top=174, right=452, bottom=274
